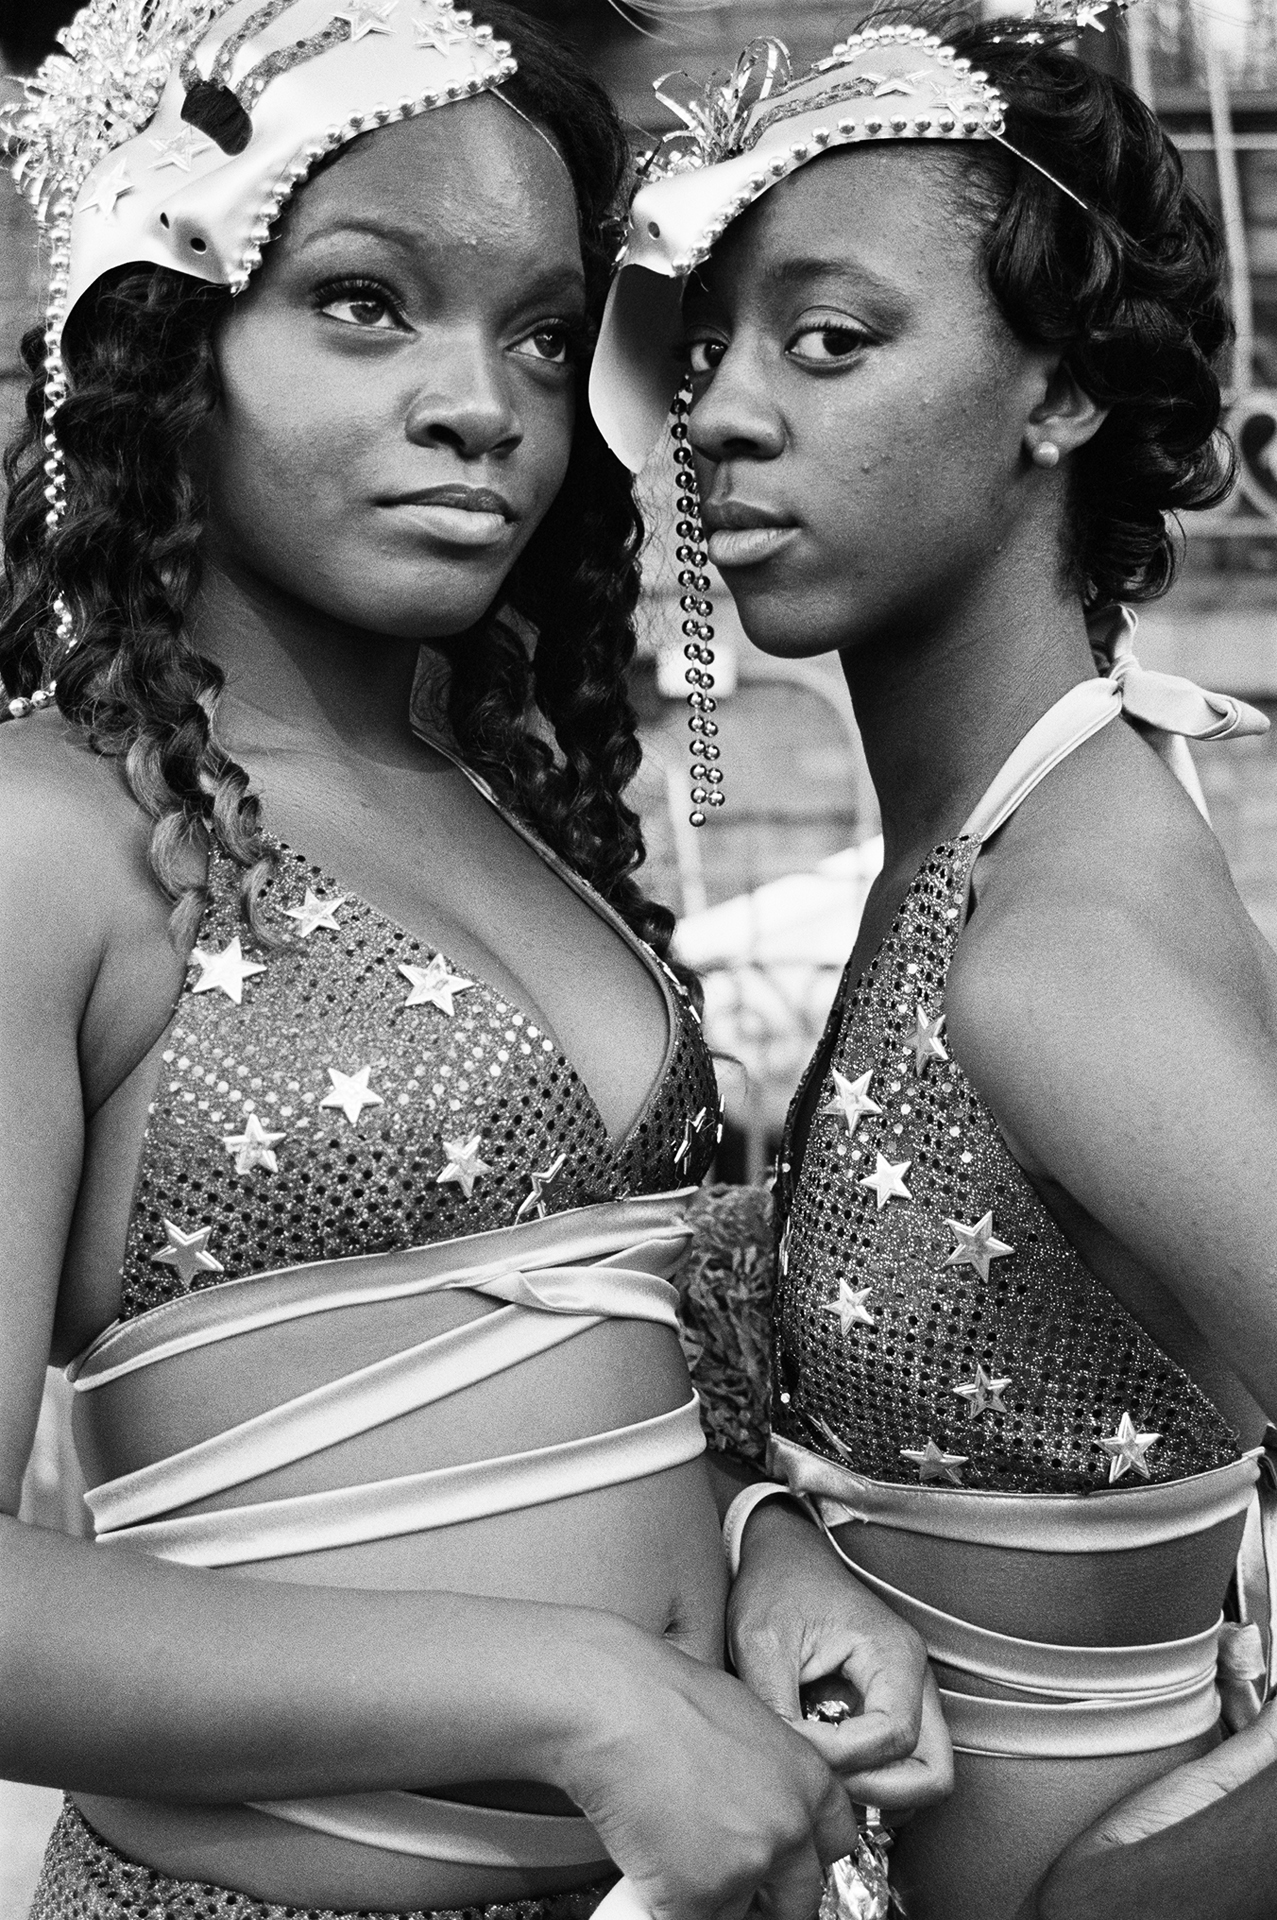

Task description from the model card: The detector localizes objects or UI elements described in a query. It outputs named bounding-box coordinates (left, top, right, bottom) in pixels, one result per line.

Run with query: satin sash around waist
left=71, top=1193, right=706, bottom=1870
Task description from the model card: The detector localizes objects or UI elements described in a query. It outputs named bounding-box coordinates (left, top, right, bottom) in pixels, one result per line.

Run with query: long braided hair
left=0, top=5, right=679, bottom=970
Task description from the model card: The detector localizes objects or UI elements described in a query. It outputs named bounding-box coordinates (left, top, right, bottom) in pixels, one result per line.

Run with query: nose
left=687, top=341, right=786, bottom=468
left=403, top=334, right=522, bottom=460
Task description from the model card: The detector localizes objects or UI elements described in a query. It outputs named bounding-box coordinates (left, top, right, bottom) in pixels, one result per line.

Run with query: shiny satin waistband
left=74, top=1196, right=705, bottom=1870
left=771, top=1433, right=1260, bottom=1552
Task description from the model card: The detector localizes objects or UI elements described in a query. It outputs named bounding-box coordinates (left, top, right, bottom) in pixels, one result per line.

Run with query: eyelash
left=315, top=278, right=584, bottom=366
left=787, top=318, right=872, bottom=363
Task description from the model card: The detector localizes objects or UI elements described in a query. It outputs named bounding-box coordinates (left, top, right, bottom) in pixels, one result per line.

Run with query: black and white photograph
left=2, top=0, right=1277, bottom=1915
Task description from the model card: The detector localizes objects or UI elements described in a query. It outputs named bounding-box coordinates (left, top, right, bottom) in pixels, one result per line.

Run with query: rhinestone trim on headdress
left=1, top=0, right=515, bottom=710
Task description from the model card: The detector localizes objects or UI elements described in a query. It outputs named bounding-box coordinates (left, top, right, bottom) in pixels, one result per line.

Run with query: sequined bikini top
left=119, top=770, right=719, bottom=1321
left=772, top=679, right=1242, bottom=1497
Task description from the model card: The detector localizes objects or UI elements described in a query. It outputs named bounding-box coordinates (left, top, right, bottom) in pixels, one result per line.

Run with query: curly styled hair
left=862, top=3, right=1234, bottom=611
left=0, top=4, right=680, bottom=969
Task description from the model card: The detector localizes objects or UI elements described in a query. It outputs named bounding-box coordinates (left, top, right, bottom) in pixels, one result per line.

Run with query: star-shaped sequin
left=820, top=1067, right=884, bottom=1141
left=674, top=1106, right=710, bottom=1174
left=223, top=1112, right=285, bottom=1175
left=1100, top=1411, right=1160, bottom=1484
left=150, top=1219, right=224, bottom=1285
left=901, top=1439, right=968, bottom=1486
left=321, top=1065, right=385, bottom=1126
left=859, top=1153, right=913, bottom=1210
left=778, top=1216, right=791, bottom=1278
left=79, top=157, right=135, bottom=218
left=190, top=937, right=266, bottom=1004
left=1074, top=2, right=1111, bottom=28
left=911, top=1005, right=949, bottom=1074
left=436, top=1134, right=491, bottom=1199
left=944, top=1212, right=1015, bottom=1283
left=953, top=1363, right=1012, bottom=1420
left=149, top=127, right=210, bottom=172
left=284, top=889, right=347, bottom=937
left=399, top=955, right=475, bottom=1015
left=415, top=8, right=470, bottom=51
left=824, top=1278, right=876, bottom=1335
left=516, top=1151, right=567, bottom=1222
left=337, top=0, right=396, bottom=36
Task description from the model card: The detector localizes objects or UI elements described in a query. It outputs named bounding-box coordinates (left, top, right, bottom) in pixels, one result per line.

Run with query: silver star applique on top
left=190, top=937, right=267, bottom=1004
left=944, top=1212, right=1015, bottom=1284
left=149, top=127, right=210, bottom=172
left=415, top=8, right=469, bottom=52
left=150, top=1219, right=224, bottom=1285
left=223, top=1112, right=285, bottom=1176
left=900, top=1438, right=968, bottom=1486
left=820, top=1067, right=884, bottom=1141
left=79, top=157, right=135, bottom=218
left=858, top=1153, right=913, bottom=1210
left=321, top=1066, right=385, bottom=1126
left=675, top=1106, right=710, bottom=1174
left=911, top=1005, right=949, bottom=1074
left=399, top=955, right=475, bottom=1015
left=436, top=1134, right=491, bottom=1199
left=824, top=1278, right=876, bottom=1335
left=337, top=0, right=396, bottom=38
left=953, top=1363, right=1012, bottom=1420
left=284, top=889, right=348, bottom=937
left=516, top=1152, right=567, bottom=1222
left=1100, top=1411, right=1160, bottom=1484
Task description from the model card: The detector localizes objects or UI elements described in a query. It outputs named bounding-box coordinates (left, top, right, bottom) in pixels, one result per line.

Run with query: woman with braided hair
left=0, top=4, right=950, bottom=1918
left=592, top=4, right=1277, bottom=1915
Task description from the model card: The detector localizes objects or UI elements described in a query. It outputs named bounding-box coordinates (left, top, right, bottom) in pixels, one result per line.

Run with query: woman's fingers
left=803, top=1668, right=953, bottom=1808
left=729, top=1608, right=806, bottom=1724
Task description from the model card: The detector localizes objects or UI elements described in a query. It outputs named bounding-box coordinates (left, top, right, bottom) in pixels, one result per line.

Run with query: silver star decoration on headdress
left=911, top=1005, right=949, bottom=1074
left=944, top=1212, right=1015, bottom=1283
left=516, top=1151, right=567, bottom=1222
left=953, top=1363, right=1012, bottom=1420
left=1100, top=1411, right=1160, bottom=1483
left=78, top=156, right=135, bottom=218
left=190, top=937, right=267, bottom=1004
left=820, top=1067, right=884, bottom=1140
left=858, top=1153, right=913, bottom=1210
left=824, top=1277, right=876, bottom=1334
left=321, top=1065, right=385, bottom=1126
left=150, top=1219, right=224, bottom=1285
left=778, top=1215, right=791, bottom=1277
left=284, top=889, right=348, bottom=937
left=901, top=1438, right=968, bottom=1486
left=149, top=126, right=209, bottom=172
left=337, top=0, right=397, bottom=39
left=223, top=1112, right=285, bottom=1176
left=437, top=1133, right=491, bottom=1199
left=399, top=955, right=475, bottom=1015
left=415, top=9, right=469, bottom=52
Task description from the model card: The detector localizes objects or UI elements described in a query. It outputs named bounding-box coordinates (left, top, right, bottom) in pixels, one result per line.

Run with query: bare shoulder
left=946, top=717, right=1275, bottom=1132
left=0, top=712, right=163, bottom=931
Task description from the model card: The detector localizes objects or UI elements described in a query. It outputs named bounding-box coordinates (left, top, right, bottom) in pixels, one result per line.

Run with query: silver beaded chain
left=671, top=389, right=723, bottom=828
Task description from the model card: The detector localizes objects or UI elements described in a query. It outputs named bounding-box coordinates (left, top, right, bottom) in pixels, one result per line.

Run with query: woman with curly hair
left=592, top=7, right=1277, bottom=1916
left=0, top=3, right=954, bottom=1917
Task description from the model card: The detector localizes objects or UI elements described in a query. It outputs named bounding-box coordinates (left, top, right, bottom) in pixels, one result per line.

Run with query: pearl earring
left=1032, top=440, right=1061, bottom=469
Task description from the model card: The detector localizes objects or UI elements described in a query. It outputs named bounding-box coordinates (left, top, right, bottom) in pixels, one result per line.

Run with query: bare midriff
left=71, top=1295, right=727, bottom=1910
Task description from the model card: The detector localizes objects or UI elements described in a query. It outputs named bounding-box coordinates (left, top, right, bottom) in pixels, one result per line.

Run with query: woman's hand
left=1032, top=1703, right=1277, bottom=1920
left=547, top=1606, right=859, bottom=1920
left=728, top=1499, right=953, bottom=1815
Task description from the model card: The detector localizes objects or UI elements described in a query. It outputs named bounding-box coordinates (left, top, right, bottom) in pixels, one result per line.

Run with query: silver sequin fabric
left=120, top=840, right=718, bottom=1318
left=772, top=838, right=1239, bottom=1494
left=30, top=1802, right=617, bottom=1920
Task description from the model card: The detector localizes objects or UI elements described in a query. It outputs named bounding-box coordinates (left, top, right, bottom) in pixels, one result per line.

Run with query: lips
left=381, top=483, right=516, bottom=551
left=701, top=498, right=800, bottom=570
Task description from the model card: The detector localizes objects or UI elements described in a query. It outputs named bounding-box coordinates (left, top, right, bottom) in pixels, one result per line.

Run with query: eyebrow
left=687, top=251, right=909, bottom=316
left=295, top=217, right=587, bottom=299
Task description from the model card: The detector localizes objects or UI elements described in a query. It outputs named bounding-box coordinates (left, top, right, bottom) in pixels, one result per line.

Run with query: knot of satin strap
left=1096, top=606, right=1270, bottom=742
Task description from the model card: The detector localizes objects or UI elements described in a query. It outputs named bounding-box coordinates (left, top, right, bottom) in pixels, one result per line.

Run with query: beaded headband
left=590, top=10, right=1129, bottom=471
left=3, top=0, right=516, bottom=694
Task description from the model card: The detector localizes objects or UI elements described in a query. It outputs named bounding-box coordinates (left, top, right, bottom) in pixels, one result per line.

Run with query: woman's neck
left=842, top=570, right=1098, bottom=874
left=191, top=549, right=426, bottom=769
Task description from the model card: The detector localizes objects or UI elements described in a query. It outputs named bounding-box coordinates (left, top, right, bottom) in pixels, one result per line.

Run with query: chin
left=726, top=584, right=852, bottom=662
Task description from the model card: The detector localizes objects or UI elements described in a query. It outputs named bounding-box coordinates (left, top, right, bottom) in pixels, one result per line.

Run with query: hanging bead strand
left=671, top=388, right=723, bottom=828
